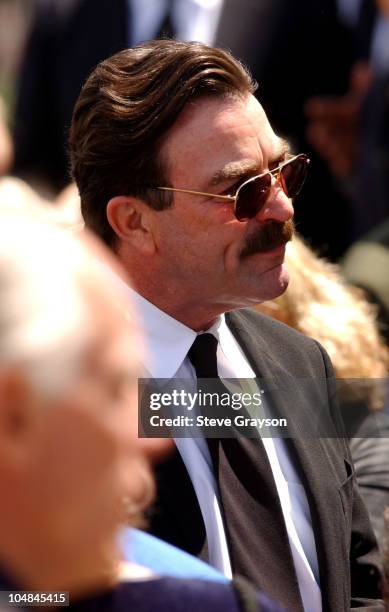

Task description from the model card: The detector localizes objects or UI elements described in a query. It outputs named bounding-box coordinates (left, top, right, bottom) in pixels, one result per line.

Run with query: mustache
left=240, top=219, right=295, bottom=259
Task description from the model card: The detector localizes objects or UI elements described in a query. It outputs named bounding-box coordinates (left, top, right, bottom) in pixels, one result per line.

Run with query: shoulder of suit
left=226, top=308, right=325, bottom=356
left=226, top=307, right=332, bottom=378
left=226, top=307, right=319, bottom=349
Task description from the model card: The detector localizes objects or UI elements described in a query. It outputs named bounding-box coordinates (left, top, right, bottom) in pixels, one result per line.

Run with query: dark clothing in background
left=12, top=0, right=127, bottom=191
left=340, top=398, right=389, bottom=545
left=351, top=75, right=389, bottom=240
left=351, top=431, right=389, bottom=547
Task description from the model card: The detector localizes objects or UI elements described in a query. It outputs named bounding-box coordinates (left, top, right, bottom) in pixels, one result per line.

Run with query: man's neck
left=130, top=281, right=223, bottom=331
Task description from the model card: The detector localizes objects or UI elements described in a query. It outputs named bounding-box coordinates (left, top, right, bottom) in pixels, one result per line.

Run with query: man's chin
left=254, top=261, right=289, bottom=303
left=277, top=263, right=290, bottom=294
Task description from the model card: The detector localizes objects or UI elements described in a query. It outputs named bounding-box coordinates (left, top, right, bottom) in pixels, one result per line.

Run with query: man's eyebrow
left=271, top=139, right=293, bottom=161
left=209, top=140, right=293, bottom=187
left=210, top=160, right=259, bottom=186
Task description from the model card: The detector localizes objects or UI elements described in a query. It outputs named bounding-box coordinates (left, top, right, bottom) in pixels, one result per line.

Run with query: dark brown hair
left=69, top=39, right=256, bottom=247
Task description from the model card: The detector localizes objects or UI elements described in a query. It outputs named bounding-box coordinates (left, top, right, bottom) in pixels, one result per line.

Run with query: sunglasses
left=156, top=153, right=310, bottom=221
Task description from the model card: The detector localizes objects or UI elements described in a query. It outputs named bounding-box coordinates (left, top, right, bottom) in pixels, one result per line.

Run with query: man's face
left=151, top=94, right=294, bottom=313
left=10, top=297, right=167, bottom=592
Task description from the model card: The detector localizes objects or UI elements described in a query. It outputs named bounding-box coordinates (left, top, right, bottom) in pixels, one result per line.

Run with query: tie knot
left=188, top=333, right=219, bottom=379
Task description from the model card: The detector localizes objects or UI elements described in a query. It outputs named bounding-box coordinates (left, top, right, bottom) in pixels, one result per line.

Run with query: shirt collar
left=124, top=284, right=222, bottom=379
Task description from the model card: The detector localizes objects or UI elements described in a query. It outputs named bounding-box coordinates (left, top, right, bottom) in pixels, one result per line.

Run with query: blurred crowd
left=0, top=0, right=389, bottom=610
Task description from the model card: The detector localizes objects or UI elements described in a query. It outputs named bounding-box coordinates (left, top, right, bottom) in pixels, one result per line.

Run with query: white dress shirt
left=128, top=0, right=224, bottom=46
left=125, top=285, right=322, bottom=611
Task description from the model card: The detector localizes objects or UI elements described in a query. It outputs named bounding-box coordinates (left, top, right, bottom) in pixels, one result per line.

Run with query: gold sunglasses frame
left=155, top=153, right=309, bottom=219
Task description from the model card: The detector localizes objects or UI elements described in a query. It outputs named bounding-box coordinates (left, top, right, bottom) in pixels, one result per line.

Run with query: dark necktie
left=188, top=333, right=303, bottom=611
left=156, top=0, right=176, bottom=39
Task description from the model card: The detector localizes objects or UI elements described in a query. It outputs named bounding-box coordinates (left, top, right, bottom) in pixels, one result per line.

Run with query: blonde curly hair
left=258, top=235, right=389, bottom=408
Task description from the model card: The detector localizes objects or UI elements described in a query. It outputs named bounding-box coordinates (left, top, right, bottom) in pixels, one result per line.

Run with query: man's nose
left=255, top=179, right=294, bottom=224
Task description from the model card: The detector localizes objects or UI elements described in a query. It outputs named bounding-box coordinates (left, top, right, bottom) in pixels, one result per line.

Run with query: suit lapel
left=226, top=310, right=349, bottom=610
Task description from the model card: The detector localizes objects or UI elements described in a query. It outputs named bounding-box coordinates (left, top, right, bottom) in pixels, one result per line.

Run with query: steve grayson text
left=149, top=415, right=288, bottom=428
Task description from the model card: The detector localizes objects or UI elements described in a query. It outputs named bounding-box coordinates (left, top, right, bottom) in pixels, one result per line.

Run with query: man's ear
left=107, top=196, right=156, bottom=256
left=0, top=369, right=39, bottom=466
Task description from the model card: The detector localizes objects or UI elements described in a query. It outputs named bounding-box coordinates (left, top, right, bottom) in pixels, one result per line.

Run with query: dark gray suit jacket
left=149, top=309, right=384, bottom=611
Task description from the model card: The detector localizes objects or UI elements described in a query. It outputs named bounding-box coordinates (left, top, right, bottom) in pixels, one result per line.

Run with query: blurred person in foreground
left=257, top=235, right=389, bottom=545
left=0, top=175, right=83, bottom=231
left=69, top=40, right=383, bottom=610
left=0, top=207, right=154, bottom=598
left=0, top=208, right=281, bottom=611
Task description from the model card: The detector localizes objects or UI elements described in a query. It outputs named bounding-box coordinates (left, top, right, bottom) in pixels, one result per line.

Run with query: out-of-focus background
left=1, top=0, right=389, bottom=271
left=0, top=0, right=32, bottom=105
left=0, top=0, right=32, bottom=174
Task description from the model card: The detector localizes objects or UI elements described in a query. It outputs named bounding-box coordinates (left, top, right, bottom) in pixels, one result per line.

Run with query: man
left=69, top=40, right=383, bottom=610
left=0, top=208, right=156, bottom=597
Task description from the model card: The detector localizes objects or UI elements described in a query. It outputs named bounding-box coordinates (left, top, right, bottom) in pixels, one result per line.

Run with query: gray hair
left=0, top=208, right=106, bottom=396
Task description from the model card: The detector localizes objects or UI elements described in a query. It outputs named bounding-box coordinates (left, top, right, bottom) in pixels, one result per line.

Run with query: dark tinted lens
left=235, top=173, right=272, bottom=221
left=280, top=154, right=309, bottom=198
